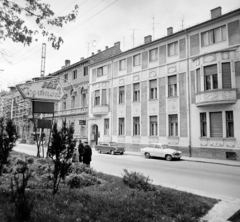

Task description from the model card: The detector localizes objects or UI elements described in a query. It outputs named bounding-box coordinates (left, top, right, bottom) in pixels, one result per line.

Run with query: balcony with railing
left=195, top=88, right=237, bottom=106
left=92, top=105, right=109, bottom=116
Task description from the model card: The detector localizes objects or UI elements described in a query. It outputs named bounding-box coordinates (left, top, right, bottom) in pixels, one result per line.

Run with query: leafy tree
left=0, top=0, right=79, bottom=49
left=0, top=117, right=19, bottom=176
left=48, top=120, right=76, bottom=194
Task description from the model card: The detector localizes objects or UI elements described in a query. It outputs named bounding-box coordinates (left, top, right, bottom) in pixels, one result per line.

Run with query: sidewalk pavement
left=124, top=150, right=240, bottom=167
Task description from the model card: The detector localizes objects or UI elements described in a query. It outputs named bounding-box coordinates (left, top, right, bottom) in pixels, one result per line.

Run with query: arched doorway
left=91, top=124, right=98, bottom=147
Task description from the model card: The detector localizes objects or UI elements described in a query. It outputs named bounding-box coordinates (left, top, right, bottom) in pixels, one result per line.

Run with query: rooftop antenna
left=86, top=41, right=90, bottom=56
left=129, top=29, right=140, bottom=47
left=40, top=43, right=46, bottom=77
left=181, top=16, right=185, bottom=30
left=150, top=16, right=159, bottom=40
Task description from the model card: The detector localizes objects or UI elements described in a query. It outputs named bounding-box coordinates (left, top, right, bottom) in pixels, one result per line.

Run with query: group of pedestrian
left=77, top=140, right=92, bottom=166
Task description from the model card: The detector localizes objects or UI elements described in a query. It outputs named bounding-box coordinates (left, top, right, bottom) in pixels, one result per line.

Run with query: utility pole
left=129, top=29, right=140, bottom=48
left=40, top=43, right=46, bottom=77
left=150, top=16, right=159, bottom=40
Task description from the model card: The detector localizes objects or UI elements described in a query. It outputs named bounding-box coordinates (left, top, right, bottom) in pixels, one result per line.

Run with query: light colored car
left=95, top=142, right=125, bottom=155
left=140, top=143, right=182, bottom=161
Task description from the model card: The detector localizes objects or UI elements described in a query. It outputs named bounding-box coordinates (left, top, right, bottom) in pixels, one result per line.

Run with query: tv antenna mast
left=150, top=16, right=159, bottom=40
left=40, top=43, right=46, bottom=77
left=129, top=29, right=140, bottom=47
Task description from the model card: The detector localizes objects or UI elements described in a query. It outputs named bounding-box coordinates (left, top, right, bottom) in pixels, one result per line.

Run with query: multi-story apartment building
left=45, top=42, right=121, bottom=141
left=88, top=7, right=240, bottom=161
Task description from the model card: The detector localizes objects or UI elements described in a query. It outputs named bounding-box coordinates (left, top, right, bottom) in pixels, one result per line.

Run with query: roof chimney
left=211, top=7, right=222, bottom=19
left=81, top=57, right=84, bottom=61
left=97, top=50, right=101, bottom=53
left=105, top=46, right=109, bottom=49
left=92, top=52, right=95, bottom=56
left=65, top=60, right=70, bottom=67
left=144, top=35, right=152, bottom=44
left=167, top=27, right=173, bottom=36
left=114, top=41, right=120, bottom=49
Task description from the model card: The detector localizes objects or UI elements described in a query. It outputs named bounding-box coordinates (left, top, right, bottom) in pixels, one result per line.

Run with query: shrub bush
left=122, top=169, right=156, bottom=192
left=68, top=162, right=96, bottom=175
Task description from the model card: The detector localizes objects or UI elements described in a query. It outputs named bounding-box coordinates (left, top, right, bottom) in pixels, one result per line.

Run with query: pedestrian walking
left=82, top=141, right=92, bottom=166
left=78, top=140, right=85, bottom=163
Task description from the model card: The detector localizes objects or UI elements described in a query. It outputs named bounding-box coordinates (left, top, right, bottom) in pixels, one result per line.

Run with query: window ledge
left=167, top=136, right=179, bottom=140
left=148, top=98, right=158, bottom=101
left=168, top=96, right=178, bottom=99
left=149, top=60, right=158, bottom=63
left=118, top=135, right=125, bottom=138
left=132, top=101, right=141, bottom=103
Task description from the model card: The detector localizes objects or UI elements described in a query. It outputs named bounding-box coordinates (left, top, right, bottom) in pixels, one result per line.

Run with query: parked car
left=140, top=143, right=182, bottom=161
left=95, top=142, right=125, bottom=155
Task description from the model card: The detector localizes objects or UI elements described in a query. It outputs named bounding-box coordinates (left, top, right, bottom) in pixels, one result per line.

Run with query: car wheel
left=165, top=155, right=172, bottom=161
left=111, top=150, right=115, bottom=155
left=120, top=152, right=124, bottom=155
left=98, top=149, right=101, bottom=154
left=145, top=152, right=150, bottom=159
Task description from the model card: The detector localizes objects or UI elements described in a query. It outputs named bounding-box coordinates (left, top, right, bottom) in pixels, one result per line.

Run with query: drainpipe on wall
left=110, top=57, right=114, bottom=142
left=185, top=30, right=192, bottom=157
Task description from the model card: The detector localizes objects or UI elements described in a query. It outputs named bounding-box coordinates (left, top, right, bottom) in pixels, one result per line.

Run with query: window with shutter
left=226, top=111, right=234, bottom=137
left=222, top=63, right=232, bottom=89
left=150, top=79, right=157, bottom=99
left=102, top=89, right=107, bottom=105
left=168, top=75, right=177, bottom=96
left=210, top=112, right=223, bottom=137
left=150, top=116, right=158, bottom=136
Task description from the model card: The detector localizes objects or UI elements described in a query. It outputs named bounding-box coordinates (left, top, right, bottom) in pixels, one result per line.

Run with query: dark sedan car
left=95, top=142, right=125, bottom=155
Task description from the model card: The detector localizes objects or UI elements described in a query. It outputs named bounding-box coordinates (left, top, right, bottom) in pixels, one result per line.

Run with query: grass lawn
left=0, top=151, right=219, bottom=222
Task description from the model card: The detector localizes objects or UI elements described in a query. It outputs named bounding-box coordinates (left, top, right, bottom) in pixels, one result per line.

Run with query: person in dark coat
left=78, top=140, right=85, bottom=163
left=82, top=142, right=92, bottom=166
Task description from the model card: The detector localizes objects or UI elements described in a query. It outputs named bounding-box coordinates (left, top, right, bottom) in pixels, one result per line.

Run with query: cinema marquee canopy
left=16, top=78, right=65, bottom=102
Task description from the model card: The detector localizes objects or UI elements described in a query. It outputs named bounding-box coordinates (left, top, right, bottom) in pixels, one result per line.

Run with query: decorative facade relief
left=94, top=83, right=100, bottom=89
left=119, top=78, right=125, bottom=85
left=204, top=92, right=218, bottom=101
left=168, top=99, right=178, bottom=113
left=149, top=137, right=158, bottom=143
left=149, top=101, right=158, bottom=114
left=118, top=104, right=125, bottom=116
left=225, top=139, right=235, bottom=148
left=168, top=63, right=177, bottom=74
left=209, top=140, right=224, bottom=147
left=132, top=103, right=141, bottom=116
left=133, top=74, right=140, bottom=82
left=204, top=54, right=216, bottom=63
left=168, top=138, right=179, bottom=145
left=222, top=52, right=230, bottom=60
left=149, top=69, right=157, bottom=78
left=200, top=138, right=208, bottom=146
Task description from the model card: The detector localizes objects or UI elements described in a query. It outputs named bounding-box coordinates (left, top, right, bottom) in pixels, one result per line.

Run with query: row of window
left=196, top=62, right=232, bottom=92
left=94, top=76, right=177, bottom=105
left=200, top=111, right=234, bottom=138
left=96, top=24, right=228, bottom=77
left=103, top=115, right=178, bottom=137
left=61, top=93, right=87, bottom=110
left=63, top=67, right=88, bottom=82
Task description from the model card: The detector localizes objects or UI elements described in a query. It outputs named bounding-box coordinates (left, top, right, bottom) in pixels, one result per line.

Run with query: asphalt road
left=13, top=143, right=240, bottom=199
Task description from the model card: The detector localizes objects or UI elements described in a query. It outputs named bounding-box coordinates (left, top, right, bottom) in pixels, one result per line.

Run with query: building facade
left=44, top=42, right=122, bottom=141
left=88, top=7, right=240, bottom=161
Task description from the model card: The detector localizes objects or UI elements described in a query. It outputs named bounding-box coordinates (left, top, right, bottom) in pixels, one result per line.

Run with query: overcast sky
left=0, top=0, right=240, bottom=90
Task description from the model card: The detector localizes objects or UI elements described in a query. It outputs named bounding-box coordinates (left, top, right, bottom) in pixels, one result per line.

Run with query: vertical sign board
left=33, top=101, right=54, bottom=113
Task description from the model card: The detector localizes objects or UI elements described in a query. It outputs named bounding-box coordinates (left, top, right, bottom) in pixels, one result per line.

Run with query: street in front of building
left=14, top=143, right=240, bottom=199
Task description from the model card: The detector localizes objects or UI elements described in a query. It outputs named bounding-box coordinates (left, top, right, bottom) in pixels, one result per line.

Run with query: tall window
left=73, top=70, right=77, bottom=80
left=196, top=68, right=201, bottom=92
left=201, top=25, right=226, bottom=47
left=82, top=93, right=86, bottom=107
left=204, top=65, right=218, bottom=90
left=150, top=116, right=158, bottom=136
left=169, top=115, right=178, bottom=136
left=222, top=63, right=232, bottom=89
left=119, top=59, right=126, bottom=70
left=97, top=66, right=107, bottom=77
left=210, top=112, right=222, bottom=137
left=150, top=79, right=157, bottom=99
left=62, top=100, right=66, bottom=110
left=168, top=41, right=178, bottom=56
left=119, top=118, right=125, bottom=135
left=200, top=113, right=207, bottom=137
left=94, top=90, right=100, bottom=105
left=226, top=111, right=234, bottom=137
left=149, top=48, right=158, bottom=62
left=133, top=54, right=141, bottom=66
left=119, top=86, right=125, bottom=104
left=83, top=66, right=88, bottom=76
left=104, top=119, right=109, bottom=135
left=64, top=73, right=68, bottom=82
left=133, top=117, right=140, bottom=136
left=102, top=89, right=107, bottom=105
left=133, top=83, right=140, bottom=102
left=71, top=96, right=75, bottom=108
left=168, top=75, right=177, bottom=97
